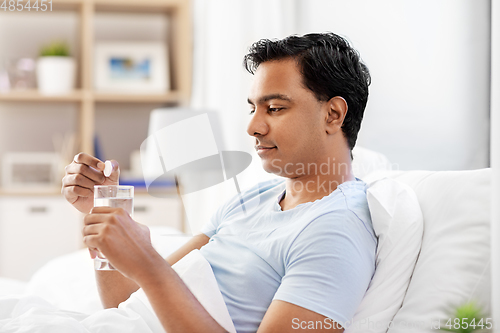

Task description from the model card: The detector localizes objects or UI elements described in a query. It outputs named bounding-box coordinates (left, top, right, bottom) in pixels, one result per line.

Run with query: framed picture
left=2, top=152, right=61, bottom=192
left=94, top=42, right=169, bottom=93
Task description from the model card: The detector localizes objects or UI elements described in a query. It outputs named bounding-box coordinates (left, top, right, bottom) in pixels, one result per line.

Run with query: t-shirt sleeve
left=198, top=190, right=240, bottom=238
left=272, top=210, right=376, bottom=327
left=198, top=203, right=224, bottom=238
left=199, top=179, right=283, bottom=239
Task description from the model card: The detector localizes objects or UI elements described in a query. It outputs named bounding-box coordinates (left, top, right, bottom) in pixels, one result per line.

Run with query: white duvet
left=0, top=249, right=236, bottom=333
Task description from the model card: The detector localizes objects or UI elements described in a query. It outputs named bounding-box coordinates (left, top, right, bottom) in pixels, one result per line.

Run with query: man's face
left=247, top=58, right=329, bottom=177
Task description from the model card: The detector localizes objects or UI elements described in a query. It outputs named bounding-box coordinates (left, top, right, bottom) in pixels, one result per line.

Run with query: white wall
left=191, top=0, right=490, bottom=174
left=296, top=0, right=491, bottom=171
left=490, top=0, right=500, bottom=328
left=0, top=1, right=489, bottom=174
left=184, top=0, right=492, bottom=234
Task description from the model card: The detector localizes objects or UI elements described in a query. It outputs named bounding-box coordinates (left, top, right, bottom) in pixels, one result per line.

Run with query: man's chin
left=260, top=159, right=289, bottom=177
left=260, top=160, right=281, bottom=175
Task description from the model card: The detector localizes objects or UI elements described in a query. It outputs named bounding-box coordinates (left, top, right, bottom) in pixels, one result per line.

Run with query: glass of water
left=93, top=185, right=134, bottom=270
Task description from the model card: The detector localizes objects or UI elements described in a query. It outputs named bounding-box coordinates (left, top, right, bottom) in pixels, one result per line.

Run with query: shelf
left=93, top=91, right=181, bottom=103
left=50, top=0, right=185, bottom=6
left=0, top=188, right=63, bottom=196
left=48, top=0, right=186, bottom=13
left=0, top=90, right=184, bottom=104
left=0, top=187, right=179, bottom=196
left=52, top=0, right=83, bottom=4
left=95, top=1, right=180, bottom=14
left=1, top=0, right=191, bottom=155
left=0, top=90, right=85, bottom=102
left=51, top=0, right=83, bottom=11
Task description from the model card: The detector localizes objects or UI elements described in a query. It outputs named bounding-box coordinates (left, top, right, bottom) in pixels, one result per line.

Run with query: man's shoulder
left=234, top=177, right=286, bottom=206
left=217, top=177, right=285, bottom=217
left=243, top=177, right=285, bottom=196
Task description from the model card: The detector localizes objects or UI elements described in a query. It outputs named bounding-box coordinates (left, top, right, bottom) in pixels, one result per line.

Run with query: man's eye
left=269, top=107, right=283, bottom=113
left=249, top=110, right=255, bottom=115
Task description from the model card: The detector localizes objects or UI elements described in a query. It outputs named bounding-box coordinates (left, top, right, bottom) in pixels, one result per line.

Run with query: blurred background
left=0, top=0, right=495, bottom=280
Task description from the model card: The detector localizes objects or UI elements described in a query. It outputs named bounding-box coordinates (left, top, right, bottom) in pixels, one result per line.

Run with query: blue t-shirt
left=199, top=178, right=377, bottom=333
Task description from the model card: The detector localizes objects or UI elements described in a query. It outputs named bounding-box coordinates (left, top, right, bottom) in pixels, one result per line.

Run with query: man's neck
left=279, top=156, right=355, bottom=211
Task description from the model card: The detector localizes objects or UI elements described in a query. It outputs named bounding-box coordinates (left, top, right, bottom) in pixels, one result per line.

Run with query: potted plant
left=37, top=41, right=75, bottom=95
left=439, top=301, right=491, bottom=333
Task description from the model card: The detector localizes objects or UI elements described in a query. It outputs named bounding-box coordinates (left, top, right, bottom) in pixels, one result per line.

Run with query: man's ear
left=325, top=96, right=348, bottom=134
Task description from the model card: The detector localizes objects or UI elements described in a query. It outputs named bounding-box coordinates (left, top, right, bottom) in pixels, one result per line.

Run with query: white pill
left=104, top=160, right=113, bottom=177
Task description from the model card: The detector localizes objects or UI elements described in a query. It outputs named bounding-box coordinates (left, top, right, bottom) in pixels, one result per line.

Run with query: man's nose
left=246, top=110, right=269, bottom=137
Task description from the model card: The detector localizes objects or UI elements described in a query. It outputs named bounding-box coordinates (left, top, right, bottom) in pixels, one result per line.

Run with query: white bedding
left=14, top=227, right=192, bottom=315
left=0, top=278, right=27, bottom=298
left=0, top=227, right=236, bottom=332
left=0, top=249, right=236, bottom=333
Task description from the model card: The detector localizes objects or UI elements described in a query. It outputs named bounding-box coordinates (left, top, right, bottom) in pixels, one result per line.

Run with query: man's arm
left=62, top=152, right=138, bottom=308
left=137, top=253, right=227, bottom=333
left=165, top=233, right=210, bottom=265
left=62, top=152, right=212, bottom=309
left=96, top=233, right=210, bottom=308
left=136, top=252, right=342, bottom=333
left=257, top=300, right=344, bottom=332
left=95, top=270, right=140, bottom=309
left=83, top=207, right=226, bottom=332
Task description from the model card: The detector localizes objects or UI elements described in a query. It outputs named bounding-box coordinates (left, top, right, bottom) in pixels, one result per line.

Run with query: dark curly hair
left=243, top=32, right=371, bottom=154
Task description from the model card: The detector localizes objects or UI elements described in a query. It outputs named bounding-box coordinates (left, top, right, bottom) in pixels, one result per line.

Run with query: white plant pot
left=37, top=57, right=76, bottom=95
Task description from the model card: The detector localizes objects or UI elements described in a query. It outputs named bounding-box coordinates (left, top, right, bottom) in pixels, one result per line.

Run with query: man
left=62, top=32, right=376, bottom=332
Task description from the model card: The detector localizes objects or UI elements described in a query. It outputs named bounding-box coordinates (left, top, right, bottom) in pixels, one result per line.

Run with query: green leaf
left=439, top=301, right=488, bottom=333
left=39, top=40, right=70, bottom=57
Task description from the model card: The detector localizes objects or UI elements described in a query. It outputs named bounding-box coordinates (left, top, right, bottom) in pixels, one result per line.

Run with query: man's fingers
left=82, top=223, right=102, bottom=236
left=90, top=206, right=120, bottom=214
left=62, top=185, right=93, bottom=200
left=73, top=152, right=104, bottom=171
left=84, top=212, right=110, bottom=225
left=83, top=235, right=100, bottom=249
left=65, top=162, right=106, bottom=184
left=62, top=173, right=96, bottom=191
left=67, top=153, right=120, bottom=186
left=84, top=207, right=125, bottom=225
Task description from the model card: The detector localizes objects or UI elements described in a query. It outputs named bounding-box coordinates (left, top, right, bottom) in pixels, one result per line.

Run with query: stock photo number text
left=1, top=0, right=52, bottom=11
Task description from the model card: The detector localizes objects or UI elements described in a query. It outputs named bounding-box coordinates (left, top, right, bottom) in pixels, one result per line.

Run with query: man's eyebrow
left=247, top=94, right=292, bottom=105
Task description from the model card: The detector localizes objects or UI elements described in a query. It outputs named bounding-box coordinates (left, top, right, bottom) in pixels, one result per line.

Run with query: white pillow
left=346, top=178, right=423, bottom=333
left=373, top=169, right=491, bottom=332
left=0, top=250, right=236, bottom=333
left=352, top=146, right=393, bottom=179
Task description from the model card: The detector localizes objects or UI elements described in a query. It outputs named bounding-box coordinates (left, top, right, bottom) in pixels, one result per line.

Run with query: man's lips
left=255, top=145, right=277, bottom=150
left=255, top=145, right=277, bottom=156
